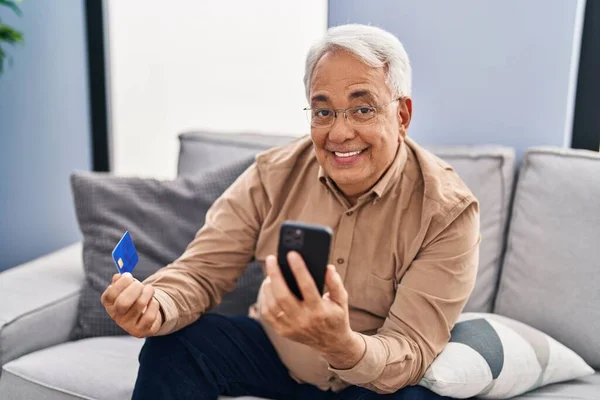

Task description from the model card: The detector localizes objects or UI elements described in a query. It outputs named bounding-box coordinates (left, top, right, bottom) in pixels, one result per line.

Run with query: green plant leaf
left=0, top=45, right=5, bottom=74
left=0, top=24, right=24, bottom=44
left=0, top=0, right=22, bottom=76
left=0, top=0, right=23, bottom=16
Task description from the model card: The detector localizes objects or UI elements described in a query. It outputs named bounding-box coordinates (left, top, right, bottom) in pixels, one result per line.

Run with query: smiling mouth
left=331, top=148, right=367, bottom=158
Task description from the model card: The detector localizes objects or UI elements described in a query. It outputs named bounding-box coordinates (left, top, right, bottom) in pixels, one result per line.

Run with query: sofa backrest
left=177, top=131, right=295, bottom=176
left=494, top=147, right=600, bottom=369
left=177, top=131, right=516, bottom=313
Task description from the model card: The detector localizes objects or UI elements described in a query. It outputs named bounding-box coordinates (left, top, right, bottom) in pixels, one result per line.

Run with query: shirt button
left=346, top=211, right=353, bottom=216
left=337, top=258, right=344, bottom=264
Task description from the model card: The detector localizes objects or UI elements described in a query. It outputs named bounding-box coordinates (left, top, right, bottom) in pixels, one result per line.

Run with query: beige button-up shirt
left=144, top=135, right=480, bottom=394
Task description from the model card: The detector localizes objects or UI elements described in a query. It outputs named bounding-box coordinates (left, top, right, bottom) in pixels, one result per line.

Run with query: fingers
left=324, top=265, right=347, bottom=306
left=286, top=251, right=320, bottom=304
left=112, top=278, right=144, bottom=315
left=102, top=272, right=163, bottom=338
left=135, top=284, right=155, bottom=314
left=119, top=284, right=155, bottom=324
left=136, top=298, right=160, bottom=333
left=101, top=272, right=135, bottom=307
left=265, top=255, right=299, bottom=313
left=260, top=277, right=286, bottom=324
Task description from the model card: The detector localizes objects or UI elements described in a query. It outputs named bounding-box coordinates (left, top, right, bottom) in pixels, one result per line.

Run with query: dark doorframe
left=84, top=0, right=110, bottom=171
left=572, top=0, right=600, bottom=151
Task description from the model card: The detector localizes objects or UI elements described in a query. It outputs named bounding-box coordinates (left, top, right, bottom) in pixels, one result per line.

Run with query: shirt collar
left=318, top=140, right=408, bottom=200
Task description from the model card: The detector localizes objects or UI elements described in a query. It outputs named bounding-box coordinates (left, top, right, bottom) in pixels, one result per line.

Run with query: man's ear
left=398, top=97, right=412, bottom=131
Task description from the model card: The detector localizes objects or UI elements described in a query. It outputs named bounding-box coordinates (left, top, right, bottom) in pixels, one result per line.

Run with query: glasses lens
left=311, top=109, right=335, bottom=127
left=348, top=106, right=377, bottom=126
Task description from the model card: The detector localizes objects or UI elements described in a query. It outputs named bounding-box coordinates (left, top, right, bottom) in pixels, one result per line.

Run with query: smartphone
left=277, top=221, right=333, bottom=300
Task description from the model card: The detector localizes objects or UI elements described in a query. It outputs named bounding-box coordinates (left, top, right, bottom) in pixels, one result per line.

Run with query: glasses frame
left=303, top=97, right=402, bottom=128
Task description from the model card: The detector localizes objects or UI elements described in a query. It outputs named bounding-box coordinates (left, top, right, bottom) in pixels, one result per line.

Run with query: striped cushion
left=419, top=313, right=594, bottom=399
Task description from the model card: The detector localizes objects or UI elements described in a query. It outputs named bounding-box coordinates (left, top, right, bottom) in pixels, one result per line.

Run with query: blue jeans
left=132, top=313, right=450, bottom=399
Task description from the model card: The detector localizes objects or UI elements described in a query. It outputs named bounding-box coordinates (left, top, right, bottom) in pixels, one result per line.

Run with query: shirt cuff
left=152, top=288, right=179, bottom=336
left=328, top=334, right=387, bottom=385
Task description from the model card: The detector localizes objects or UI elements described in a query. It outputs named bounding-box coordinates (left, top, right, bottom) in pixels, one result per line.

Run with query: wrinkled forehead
left=310, top=90, right=378, bottom=107
left=309, top=50, right=390, bottom=105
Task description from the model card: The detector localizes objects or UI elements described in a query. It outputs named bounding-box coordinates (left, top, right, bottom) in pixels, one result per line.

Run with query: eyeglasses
left=303, top=98, right=400, bottom=128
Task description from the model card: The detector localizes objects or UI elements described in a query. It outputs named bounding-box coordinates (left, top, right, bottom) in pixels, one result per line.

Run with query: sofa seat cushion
left=1, top=336, right=596, bottom=400
left=0, top=336, right=144, bottom=400
left=0, top=336, right=267, bottom=400
left=512, top=372, right=600, bottom=400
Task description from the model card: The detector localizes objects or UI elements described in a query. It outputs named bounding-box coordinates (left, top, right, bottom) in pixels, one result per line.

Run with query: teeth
left=335, top=150, right=362, bottom=158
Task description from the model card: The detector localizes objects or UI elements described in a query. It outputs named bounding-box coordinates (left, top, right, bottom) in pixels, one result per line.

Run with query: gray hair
left=303, top=24, right=412, bottom=101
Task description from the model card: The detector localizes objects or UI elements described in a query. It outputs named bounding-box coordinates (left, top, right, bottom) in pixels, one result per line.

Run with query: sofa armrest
left=0, top=243, right=85, bottom=369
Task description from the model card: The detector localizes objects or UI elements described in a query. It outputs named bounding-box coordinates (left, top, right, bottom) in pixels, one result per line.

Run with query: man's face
left=309, top=51, right=412, bottom=198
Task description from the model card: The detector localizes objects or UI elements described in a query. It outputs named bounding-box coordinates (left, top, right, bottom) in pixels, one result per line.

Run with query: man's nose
left=327, top=112, right=355, bottom=143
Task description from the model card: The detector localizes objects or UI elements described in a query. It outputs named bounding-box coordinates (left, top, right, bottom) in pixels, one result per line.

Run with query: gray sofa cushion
left=495, top=148, right=600, bottom=369
left=177, top=131, right=296, bottom=176
left=70, top=157, right=260, bottom=340
left=0, top=336, right=268, bottom=400
left=0, top=337, right=144, bottom=400
left=0, top=243, right=84, bottom=372
left=179, top=132, right=516, bottom=312
left=2, top=336, right=595, bottom=400
left=511, top=372, right=600, bottom=400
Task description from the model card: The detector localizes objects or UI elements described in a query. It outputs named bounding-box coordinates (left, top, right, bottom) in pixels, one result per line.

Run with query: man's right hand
left=101, top=273, right=163, bottom=338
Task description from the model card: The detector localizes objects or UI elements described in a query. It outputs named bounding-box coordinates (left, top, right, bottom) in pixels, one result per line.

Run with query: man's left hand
left=260, top=252, right=365, bottom=369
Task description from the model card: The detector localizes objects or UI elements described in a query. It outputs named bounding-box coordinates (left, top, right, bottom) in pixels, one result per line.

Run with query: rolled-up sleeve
left=144, top=162, right=270, bottom=336
left=330, top=199, right=480, bottom=393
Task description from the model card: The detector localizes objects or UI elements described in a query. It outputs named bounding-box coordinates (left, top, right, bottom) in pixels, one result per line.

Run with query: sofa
left=0, top=131, right=598, bottom=399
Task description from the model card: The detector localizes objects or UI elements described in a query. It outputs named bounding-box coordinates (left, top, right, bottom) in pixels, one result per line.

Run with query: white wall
left=329, top=0, right=587, bottom=157
left=105, top=0, right=327, bottom=179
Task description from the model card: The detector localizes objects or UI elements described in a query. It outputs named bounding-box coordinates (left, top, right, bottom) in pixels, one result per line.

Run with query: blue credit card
left=112, top=231, right=139, bottom=274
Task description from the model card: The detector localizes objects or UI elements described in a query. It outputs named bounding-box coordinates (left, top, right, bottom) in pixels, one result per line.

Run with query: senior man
left=102, top=24, right=480, bottom=399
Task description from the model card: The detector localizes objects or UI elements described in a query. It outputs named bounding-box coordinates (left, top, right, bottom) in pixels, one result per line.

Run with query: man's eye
left=315, top=109, right=332, bottom=117
left=355, top=107, right=374, bottom=115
